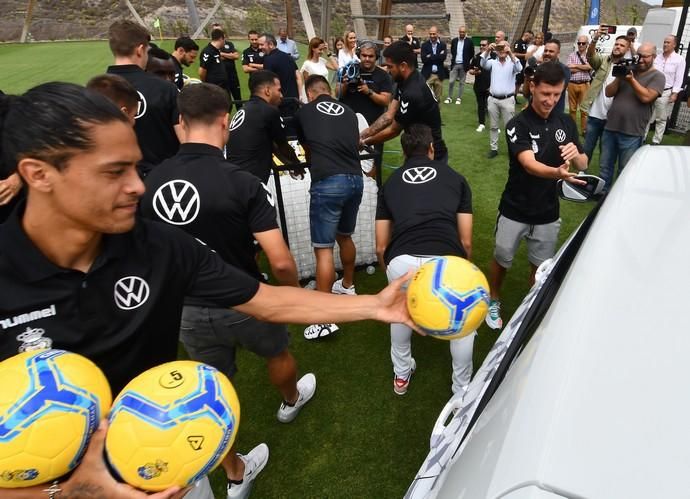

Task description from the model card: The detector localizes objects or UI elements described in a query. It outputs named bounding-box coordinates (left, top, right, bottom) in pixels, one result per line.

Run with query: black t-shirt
left=0, top=204, right=259, bottom=393
left=200, top=43, right=228, bottom=86
left=394, top=71, right=447, bottom=160
left=106, top=65, right=180, bottom=173
left=340, top=66, right=393, bottom=125
left=263, top=49, right=299, bottom=99
left=172, top=56, right=184, bottom=90
left=226, top=96, right=288, bottom=183
left=376, top=156, right=472, bottom=265
left=500, top=106, right=583, bottom=224
left=469, top=53, right=492, bottom=92
left=294, top=95, right=362, bottom=183
left=220, top=41, right=240, bottom=85
left=140, top=143, right=278, bottom=285
left=242, top=46, right=264, bottom=66
left=399, top=36, right=422, bottom=53
left=513, top=39, right=529, bottom=55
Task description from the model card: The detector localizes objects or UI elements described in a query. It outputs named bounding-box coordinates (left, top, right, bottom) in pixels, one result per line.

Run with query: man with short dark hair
left=625, top=27, right=640, bottom=58
left=199, top=28, right=228, bottom=91
left=242, top=30, right=264, bottom=73
left=171, top=36, right=200, bottom=89
left=294, top=75, right=364, bottom=340
left=211, top=23, right=243, bottom=111
left=539, top=39, right=570, bottom=114
left=106, top=20, right=182, bottom=176
left=447, top=26, right=475, bottom=105
left=513, top=30, right=533, bottom=96
left=485, top=62, right=588, bottom=330
left=468, top=39, right=492, bottom=132
left=600, top=42, right=665, bottom=189
left=226, top=70, right=300, bottom=183
left=261, top=33, right=302, bottom=120
left=361, top=41, right=448, bottom=162
left=376, top=123, right=475, bottom=396
left=87, top=73, right=139, bottom=124
left=141, top=82, right=316, bottom=499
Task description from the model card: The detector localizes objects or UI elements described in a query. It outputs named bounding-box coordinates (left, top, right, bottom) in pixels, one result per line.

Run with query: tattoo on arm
left=61, top=484, right=104, bottom=499
left=364, top=113, right=393, bottom=138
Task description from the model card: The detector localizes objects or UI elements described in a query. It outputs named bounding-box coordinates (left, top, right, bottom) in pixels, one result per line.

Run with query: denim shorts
left=309, top=174, right=363, bottom=248
left=179, top=305, right=289, bottom=378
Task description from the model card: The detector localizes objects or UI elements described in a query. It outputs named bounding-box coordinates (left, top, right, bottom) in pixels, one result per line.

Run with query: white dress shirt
left=653, top=51, right=686, bottom=93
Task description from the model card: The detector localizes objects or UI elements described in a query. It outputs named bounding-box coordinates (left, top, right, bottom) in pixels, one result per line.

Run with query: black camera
left=612, top=57, right=640, bottom=78
left=338, top=61, right=361, bottom=88
left=524, top=58, right=538, bottom=79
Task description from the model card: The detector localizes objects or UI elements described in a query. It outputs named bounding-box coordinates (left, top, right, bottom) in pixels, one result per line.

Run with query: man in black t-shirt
left=400, top=24, right=422, bottom=58
left=260, top=33, right=302, bottom=122
left=376, top=124, right=476, bottom=396
left=199, top=29, right=228, bottom=91
left=106, top=20, right=181, bottom=176
left=171, top=36, right=199, bottom=90
left=513, top=30, right=533, bottom=96
left=140, top=83, right=315, bottom=498
left=294, top=75, right=364, bottom=340
left=242, top=30, right=264, bottom=74
left=226, top=70, right=300, bottom=183
left=486, top=62, right=588, bottom=331
left=0, top=82, right=413, bottom=499
left=211, top=23, right=242, bottom=111
left=361, top=41, right=448, bottom=162
left=468, top=39, right=492, bottom=131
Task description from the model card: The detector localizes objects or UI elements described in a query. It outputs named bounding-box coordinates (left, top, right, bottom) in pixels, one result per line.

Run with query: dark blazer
left=420, top=39, right=448, bottom=80
left=450, top=37, right=475, bottom=71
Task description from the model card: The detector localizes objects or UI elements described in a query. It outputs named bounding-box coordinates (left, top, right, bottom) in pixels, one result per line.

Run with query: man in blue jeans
left=599, top=42, right=664, bottom=190
left=294, top=75, right=364, bottom=340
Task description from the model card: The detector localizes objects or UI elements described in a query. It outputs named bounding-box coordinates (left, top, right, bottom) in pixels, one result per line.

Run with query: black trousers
left=226, top=81, right=242, bottom=112
left=474, top=87, right=489, bottom=126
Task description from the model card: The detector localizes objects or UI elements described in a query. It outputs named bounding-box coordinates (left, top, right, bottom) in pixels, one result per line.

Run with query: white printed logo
left=261, top=182, right=275, bottom=207
left=402, top=166, right=437, bottom=184
left=16, top=327, right=53, bottom=352
left=532, top=140, right=539, bottom=154
left=555, top=129, right=567, bottom=143
left=316, top=101, right=344, bottom=116
left=153, top=180, right=201, bottom=225
left=400, top=100, right=410, bottom=114
left=279, top=116, right=285, bottom=129
left=507, top=127, right=517, bottom=143
left=135, top=91, right=147, bottom=119
left=590, top=7, right=598, bottom=18
left=529, top=132, right=540, bottom=139
left=114, top=276, right=150, bottom=310
left=229, top=110, right=246, bottom=131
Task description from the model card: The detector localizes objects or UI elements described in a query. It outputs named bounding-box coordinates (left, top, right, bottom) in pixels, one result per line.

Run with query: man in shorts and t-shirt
left=294, top=75, right=364, bottom=340
left=376, top=124, right=475, bottom=396
left=486, top=62, right=588, bottom=330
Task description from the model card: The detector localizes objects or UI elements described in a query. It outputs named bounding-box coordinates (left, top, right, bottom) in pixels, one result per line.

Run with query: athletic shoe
left=393, top=358, right=416, bottom=395
left=226, top=443, right=269, bottom=499
left=331, top=278, right=356, bottom=295
left=476, top=124, right=485, bottom=132
left=486, top=150, right=498, bottom=159
left=304, top=323, right=339, bottom=340
left=485, top=300, right=503, bottom=330
left=455, top=98, right=462, bottom=105
left=444, top=97, right=452, bottom=104
left=277, top=373, right=316, bottom=423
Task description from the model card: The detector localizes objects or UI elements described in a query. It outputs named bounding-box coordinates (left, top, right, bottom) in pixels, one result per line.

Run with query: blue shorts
left=309, top=174, right=363, bottom=248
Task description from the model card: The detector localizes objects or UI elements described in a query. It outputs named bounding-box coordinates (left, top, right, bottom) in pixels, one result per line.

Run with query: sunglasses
left=577, top=42, right=587, bottom=45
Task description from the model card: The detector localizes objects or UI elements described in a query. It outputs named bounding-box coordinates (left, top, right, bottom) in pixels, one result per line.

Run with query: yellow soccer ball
left=0, top=349, right=112, bottom=488
left=106, top=361, right=240, bottom=491
left=407, top=256, right=490, bottom=339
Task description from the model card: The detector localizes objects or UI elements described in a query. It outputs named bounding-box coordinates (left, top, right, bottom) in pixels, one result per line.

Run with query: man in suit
left=420, top=26, right=448, bottom=102
left=447, top=26, right=475, bottom=104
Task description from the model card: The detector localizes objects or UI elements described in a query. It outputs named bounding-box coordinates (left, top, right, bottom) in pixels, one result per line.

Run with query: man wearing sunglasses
left=567, top=35, right=593, bottom=134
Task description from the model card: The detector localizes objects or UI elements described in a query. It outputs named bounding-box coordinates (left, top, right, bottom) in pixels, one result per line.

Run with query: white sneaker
left=476, top=124, right=485, bottom=132
left=393, top=358, right=416, bottom=395
left=304, top=323, right=339, bottom=340
left=226, top=443, right=269, bottom=499
left=443, top=97, right=452, bottom=104
left=485, top=300, right=503, bottom=330
left=331, top=278, right=356, bottom=295
left=455, top=98, right=462, bottom=105
left=277, top=373, right=316, bottom=423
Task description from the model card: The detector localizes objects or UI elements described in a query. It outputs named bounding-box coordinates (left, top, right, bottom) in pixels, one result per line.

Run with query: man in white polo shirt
left=647, top=35, right=685, bottom=144
left=481, top=40, right=523, bottom=158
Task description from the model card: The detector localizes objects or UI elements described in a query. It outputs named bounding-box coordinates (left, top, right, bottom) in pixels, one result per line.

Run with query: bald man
left=400, top=24, right=421, bottom=56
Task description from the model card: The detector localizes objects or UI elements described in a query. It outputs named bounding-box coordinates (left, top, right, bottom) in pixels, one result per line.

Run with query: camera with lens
left=524, top=58, right=538, bottom=79
left=338, top=61, right=362, bottom=89
left=612, top=56, right=640, bottom=78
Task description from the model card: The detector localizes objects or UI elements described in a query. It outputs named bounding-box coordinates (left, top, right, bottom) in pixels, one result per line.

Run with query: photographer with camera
left=599, top=42, right=665, bottom=189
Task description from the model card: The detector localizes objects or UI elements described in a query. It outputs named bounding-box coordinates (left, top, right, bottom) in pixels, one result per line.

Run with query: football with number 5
left=407, top=256, right=490, bottom=339
left=105, top=360, right=240, bottom=491
left=0, top=349, right=112, bottom=488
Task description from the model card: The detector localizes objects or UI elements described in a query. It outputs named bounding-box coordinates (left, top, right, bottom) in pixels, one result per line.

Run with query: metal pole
left=541, top=0, right=551, bottom=36
left=185, top=0, right=201, bottom=33
left=353, top=13, right=450, bottom=20
left=669, top=0, right=690, bottom=131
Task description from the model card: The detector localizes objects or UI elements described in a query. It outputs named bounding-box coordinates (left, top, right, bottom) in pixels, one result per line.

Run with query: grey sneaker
left=485, top=300, right=503, bottom=330
left=277, top=373, right=316, bottom=423
left=226, top=443, right=269, bottom=499
left=331, top=278, right=356, bottom=295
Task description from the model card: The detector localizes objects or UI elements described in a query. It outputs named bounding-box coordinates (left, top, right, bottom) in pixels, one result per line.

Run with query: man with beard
left=171, top=36, right=199, bottom=89
left=242, top=30, right=264, bottom=74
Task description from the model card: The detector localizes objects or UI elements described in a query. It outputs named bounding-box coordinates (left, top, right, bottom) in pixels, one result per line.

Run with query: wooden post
left=378, top=0, right=393, bottom=41
left=20, top=0, right=36, bottom=43
left=286, top=0, right=294, bottom=37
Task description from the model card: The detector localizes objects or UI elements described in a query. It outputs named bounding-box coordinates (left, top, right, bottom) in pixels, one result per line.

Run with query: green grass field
left=0, top=39, right=684, bottom=498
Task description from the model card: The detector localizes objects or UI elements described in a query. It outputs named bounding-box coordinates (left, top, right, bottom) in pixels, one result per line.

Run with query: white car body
left=406, top=146, right=690, bottom=499
left=574, top=24, right=642, bottom=56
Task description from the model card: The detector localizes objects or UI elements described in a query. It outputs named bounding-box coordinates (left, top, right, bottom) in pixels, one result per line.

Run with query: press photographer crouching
left=338, top=41, right=393, bottom=177
left=599, top=42, right=665, bottom=190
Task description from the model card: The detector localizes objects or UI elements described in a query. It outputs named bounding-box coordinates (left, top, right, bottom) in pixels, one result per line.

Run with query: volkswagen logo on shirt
left=316, top=101, right=344, bottom=116
left=402, top=166, right=437, bottom=184
left=114, top=276, right=150, bottom=310
left=135, top=91, right=147, bottom=119
left=555, top=129, right=567, bottom=143
left=229, top=110, right=246, bottom=131
left=152, top=180, right=201, bottom=225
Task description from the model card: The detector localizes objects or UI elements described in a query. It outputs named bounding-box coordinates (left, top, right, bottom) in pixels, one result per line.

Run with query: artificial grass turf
left=1, top=39, right=685, bottom=498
